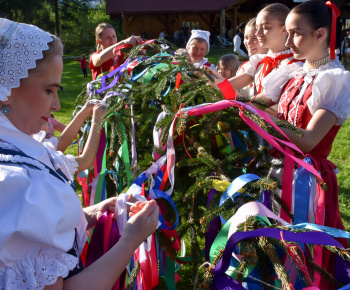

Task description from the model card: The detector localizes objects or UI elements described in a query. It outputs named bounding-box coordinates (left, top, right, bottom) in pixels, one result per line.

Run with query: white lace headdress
left=0, top=18, right=54, bottom=101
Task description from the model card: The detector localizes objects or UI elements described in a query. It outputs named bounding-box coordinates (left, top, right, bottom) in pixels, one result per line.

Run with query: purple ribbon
left=213, top=228, right=345, bottom=289
left=95, top=59, right=130, bottom=94
left=130, top=104, right=137, bottom=173
left=260, top=190, right=272, bottom=210
left=205, top=188, right=221, bottom=261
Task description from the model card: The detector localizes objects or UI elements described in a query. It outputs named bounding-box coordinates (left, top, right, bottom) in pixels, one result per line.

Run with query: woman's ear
left=281, top=25, right=288, bottom=37
left=315, top=27, right=327, bottom=43
left=96, top=38, right=102, bottom=45
left=281, top=24, right=287, bottom=33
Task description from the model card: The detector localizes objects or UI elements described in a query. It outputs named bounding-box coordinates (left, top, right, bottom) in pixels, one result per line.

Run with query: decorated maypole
left=76, top=40, right=350, bottom=289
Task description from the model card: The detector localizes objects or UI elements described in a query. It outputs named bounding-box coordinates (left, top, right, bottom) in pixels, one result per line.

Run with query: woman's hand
left=121, top=200, right=159, bottom=248
left=121, top=36, right=143, bottom=47
left=83, top=195, right=140, bottom=229
left=91, top=103, right=108, bottom=124
left=201, top=65, right=225, bottom=82
left=79, top=101, right=96, bottom=119
left=83, top=197, right=117, bottom=230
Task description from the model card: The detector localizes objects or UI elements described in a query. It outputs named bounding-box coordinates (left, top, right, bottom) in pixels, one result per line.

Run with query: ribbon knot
left=256, top=53, right=293, bottom=94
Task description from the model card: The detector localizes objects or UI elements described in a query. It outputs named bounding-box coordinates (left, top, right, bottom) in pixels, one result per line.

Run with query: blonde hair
left=217, top=54, right=239, bottom=78
left=175, top=48, right=190, bottom=57
left=95, top=23, right=115, bottom=52
left=246, top=18, right=256, bottom=28
left=260, top=3, right=290, bottom=26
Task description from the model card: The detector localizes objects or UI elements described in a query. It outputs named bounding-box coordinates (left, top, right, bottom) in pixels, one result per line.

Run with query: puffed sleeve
left=308, top=68, right=350, bottom=126
left=0, top=161, right=86, bottom=289
left=244, top=54, right=266, bottom=77
left=263, top=63, right=303, bottom=103
left=55, top=151, right=79, bottom=179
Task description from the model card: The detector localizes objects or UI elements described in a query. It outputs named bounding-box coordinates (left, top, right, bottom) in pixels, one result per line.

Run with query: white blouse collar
left=302, top=58, right=344, bottom=73
left=193, top=58, right=209, bottom=67
left=267, top=49, right=292, bottom=58
left=289, top=58, right=344, bottom=83
left=0, top=112, right=52, bottom=166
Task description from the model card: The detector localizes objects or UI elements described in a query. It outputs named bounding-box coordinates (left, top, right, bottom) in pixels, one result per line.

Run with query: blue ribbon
left=339, top=283, right=350, bottom=289
left=294, top=157, right=313, bottom=224
left=289, top=223, right=350, bottom=239
left=230, top=131, right=251, bottom=163
left=219, top=173, right=260, bottom=224
left=131, top=171, right=179, bottom=230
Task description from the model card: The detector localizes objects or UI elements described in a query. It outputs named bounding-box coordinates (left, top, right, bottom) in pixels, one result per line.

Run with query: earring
left=1, top=105, right=11, bottom=115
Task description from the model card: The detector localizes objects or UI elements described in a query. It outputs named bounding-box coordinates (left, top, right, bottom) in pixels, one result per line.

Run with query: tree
left=75, top=41, right=350, bottom=288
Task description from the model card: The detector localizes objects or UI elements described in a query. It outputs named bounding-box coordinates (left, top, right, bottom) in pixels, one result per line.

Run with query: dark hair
left=238, top=22, right=246, bottom=30
left=260, top=3, right=290, bottom=26
left=291, top=0, right=341, bottom=49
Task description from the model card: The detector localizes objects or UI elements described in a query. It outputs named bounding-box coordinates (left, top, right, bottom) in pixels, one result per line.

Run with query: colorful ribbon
left=185, top=100, right=322, bottom=180
left=219, top=173, right=260, bottom=224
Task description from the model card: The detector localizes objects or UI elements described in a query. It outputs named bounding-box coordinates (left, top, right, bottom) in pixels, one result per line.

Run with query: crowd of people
left=0, top=0, right=349, bottom=289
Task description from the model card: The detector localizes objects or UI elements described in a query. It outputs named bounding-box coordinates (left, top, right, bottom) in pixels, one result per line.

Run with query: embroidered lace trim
left=0, top=253, right=78, bottom=290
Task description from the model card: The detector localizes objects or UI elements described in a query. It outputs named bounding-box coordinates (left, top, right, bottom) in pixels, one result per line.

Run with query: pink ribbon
left=186, top=100, right=322, bottom=180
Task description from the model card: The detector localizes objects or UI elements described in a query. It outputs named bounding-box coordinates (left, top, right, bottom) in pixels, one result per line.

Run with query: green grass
left=57, top=50, right=350, bottom=231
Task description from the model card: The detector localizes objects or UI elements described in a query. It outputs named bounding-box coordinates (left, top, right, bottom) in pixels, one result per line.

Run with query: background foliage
left=0, top=0, right=122, bottom=54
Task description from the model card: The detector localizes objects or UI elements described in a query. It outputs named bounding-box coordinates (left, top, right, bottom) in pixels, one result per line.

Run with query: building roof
left=106, top=0, right=239, bottom=14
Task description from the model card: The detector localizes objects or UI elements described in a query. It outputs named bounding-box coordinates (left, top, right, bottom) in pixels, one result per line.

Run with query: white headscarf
left=0, top=18, right=54, bottom=101
left=186, top=29, right=211, bottom=54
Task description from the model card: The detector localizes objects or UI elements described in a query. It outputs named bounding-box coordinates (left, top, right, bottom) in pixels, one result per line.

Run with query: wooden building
left=106, top=0, right=350, bottom=40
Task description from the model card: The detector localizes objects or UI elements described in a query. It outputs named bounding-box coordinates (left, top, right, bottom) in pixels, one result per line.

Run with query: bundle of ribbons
left=75, top=41, right=350, bottom=289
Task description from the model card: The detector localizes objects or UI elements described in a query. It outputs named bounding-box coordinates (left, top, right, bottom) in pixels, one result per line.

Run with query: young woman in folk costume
left=257, top=1, right=350, bottom=288
left=0, top=19, right=159, bottom=290
left=89, top=23, right=142, bottom=80
left=236, top=18, right=268, bottom=97
left=213, top=3, right=304, bottom=99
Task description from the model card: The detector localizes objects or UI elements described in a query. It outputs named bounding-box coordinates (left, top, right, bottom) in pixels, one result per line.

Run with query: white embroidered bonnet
left=186, top=30, right=211, bottom=54
left=0, top=18, right=54, bottom=101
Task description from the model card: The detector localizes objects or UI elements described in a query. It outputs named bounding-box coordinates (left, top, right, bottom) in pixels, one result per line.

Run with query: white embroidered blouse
left=192, top=57, right=216, bottom=71
left=264, top=58, right=350, bottom=126
left=244, top=49, right=303, bottom=95
left=0, top=112, right=87, bottom=289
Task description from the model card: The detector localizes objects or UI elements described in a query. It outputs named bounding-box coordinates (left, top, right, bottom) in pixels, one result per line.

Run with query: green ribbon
left=165, top=254, right=176, bottom=290
left=176, top=249, right=205, bottom=263
left=142, top=63, right=171, bottom=84
left=209, top=219, right=232, bottom=263
left=94, top=122, right=108, bottom=205
left=108, top=112, right=132, bottom=189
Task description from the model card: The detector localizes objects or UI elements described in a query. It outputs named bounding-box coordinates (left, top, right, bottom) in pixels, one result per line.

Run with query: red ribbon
left=256, top=53, right=293, bottom=94
left=326, top=1, right=340, bottom=60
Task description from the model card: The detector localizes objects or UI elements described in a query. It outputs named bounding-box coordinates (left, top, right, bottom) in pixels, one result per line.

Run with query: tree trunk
left=54, top=0, right=60, bottom=37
